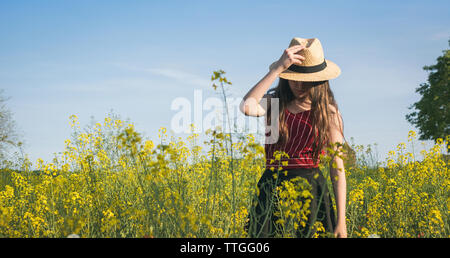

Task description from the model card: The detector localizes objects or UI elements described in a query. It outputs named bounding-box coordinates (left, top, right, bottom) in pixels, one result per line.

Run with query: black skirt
left=244, top=167, right=336, bottom=238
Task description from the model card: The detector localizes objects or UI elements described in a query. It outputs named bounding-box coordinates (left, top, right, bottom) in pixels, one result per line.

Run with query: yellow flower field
left=0, top=113, right=448, bottom=238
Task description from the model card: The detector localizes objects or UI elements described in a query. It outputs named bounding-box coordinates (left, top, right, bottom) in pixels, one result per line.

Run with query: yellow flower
left=407, top=130, right=417, bottom=142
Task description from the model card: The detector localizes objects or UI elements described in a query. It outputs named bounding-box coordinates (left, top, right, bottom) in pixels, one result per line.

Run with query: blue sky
left=1, top=0, right=449, bottom=169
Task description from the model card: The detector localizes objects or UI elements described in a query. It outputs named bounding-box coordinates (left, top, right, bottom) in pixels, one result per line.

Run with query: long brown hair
left=266, top=77, right=350, bottom=162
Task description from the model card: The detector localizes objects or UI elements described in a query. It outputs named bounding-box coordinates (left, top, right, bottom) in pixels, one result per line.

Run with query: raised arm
left=239, top=45, right=306, bottom=117
left=239, top=70, right=279, bottom=117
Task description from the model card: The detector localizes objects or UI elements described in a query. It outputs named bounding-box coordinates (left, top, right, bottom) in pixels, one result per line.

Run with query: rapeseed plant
left=0, top=111, right=448, bottom=238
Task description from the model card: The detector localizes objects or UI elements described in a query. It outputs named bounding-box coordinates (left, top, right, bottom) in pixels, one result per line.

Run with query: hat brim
left=269, top=59, right=341, bottom=82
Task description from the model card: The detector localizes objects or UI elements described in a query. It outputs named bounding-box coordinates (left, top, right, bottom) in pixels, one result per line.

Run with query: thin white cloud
left=111, top=62, right=211, bottom=88
left=52, top=78, right=159, bottom=93
left=430, top=31, right=449, bottom=40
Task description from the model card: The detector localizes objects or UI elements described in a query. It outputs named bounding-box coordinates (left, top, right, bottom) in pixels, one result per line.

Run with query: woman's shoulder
left=328, top=104, right=341, bottom=116
left=327, top=104, right=344, bottom=132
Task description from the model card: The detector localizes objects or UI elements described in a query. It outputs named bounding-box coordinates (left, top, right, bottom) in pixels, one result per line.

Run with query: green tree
left=405, top=39, right=449, bottom=153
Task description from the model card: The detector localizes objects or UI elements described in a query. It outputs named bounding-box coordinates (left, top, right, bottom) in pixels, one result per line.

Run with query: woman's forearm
left=242, top=68, right=280, bottom=101
left=330, top=159, right=347, bottom=224
left=240, top=68, right=282, bottom=116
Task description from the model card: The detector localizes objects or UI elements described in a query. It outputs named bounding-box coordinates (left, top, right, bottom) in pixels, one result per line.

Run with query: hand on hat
left=271, top=45, right=306, bottom=74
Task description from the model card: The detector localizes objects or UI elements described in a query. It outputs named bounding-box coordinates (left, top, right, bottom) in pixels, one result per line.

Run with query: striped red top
left=265, top=108, right=325, bottom=170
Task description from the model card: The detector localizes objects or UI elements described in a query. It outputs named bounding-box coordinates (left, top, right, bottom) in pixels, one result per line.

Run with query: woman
left=240, top=37, right=348, bottom=238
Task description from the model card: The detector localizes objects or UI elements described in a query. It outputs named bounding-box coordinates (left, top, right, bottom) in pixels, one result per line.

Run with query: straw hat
left=269, top=37, right=341, bottom=82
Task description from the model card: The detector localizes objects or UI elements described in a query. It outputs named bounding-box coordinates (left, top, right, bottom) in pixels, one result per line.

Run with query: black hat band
left=287, top=59, right=327, bottom=73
